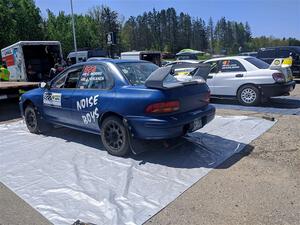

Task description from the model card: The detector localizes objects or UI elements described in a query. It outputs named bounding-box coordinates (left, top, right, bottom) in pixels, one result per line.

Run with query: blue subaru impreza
left=20, top=59, right=215, bottom=156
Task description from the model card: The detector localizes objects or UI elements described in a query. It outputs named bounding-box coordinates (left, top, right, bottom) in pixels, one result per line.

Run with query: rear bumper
left=292, top=66, right=300, bottom=77
left=259, top=81, right=296, bottom=98
left=125, top=104, right=216, bottom=140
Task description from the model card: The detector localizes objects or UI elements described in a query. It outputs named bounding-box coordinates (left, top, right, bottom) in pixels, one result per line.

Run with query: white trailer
left=121, top=51, right=161, bottom=66
left=1, top=41, right=63, bottom=82
left=67, top=49, right=107, bottom=64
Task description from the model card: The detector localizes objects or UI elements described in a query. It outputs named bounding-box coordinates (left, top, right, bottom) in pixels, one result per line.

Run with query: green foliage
left=0, top=2, right=299, bottom=57
left=0, top=0, right=43, bottom=48
left=44, top=5, right=121, bottom=57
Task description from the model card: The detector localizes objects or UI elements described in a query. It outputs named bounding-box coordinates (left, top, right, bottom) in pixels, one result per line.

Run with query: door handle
left=235, top=74, right=244, bottom=77
left=207, top=75, right=213, bottom=79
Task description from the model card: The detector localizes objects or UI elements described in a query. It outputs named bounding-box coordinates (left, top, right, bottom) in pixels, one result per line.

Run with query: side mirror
left=39, top=82, right=50, bottom=89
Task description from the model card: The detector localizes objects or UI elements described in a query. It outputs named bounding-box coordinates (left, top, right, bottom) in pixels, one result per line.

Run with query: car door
left=205, top=60, right=220, bottom=95
left=42, top=66, right=83, bottom=124
left=212, top=59, right=247, bottom=96
left=71, top=63, right=115, bottom=132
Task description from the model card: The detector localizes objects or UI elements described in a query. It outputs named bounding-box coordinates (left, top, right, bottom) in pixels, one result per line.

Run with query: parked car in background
left=164, top=60, right=202, bottom=75
left=203, top=56, right=295, bottom=106
left=87, top=57, right=110, bottom=62
left=120, top=51, right=161, bottom=66
left=20, top=59, right=215, bottom=156
left=257, top=46, right=300, bottom=77
left=238, top=51, right=258, bottom=57
left=165, top=60, right=201, bottom=66
left=67, top=49, right=107, bottom=64
left=175, top=50, right=205, bottom=60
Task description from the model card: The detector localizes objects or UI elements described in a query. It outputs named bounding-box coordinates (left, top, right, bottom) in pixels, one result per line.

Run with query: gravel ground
left=145, top=112, right=300, bottom=225
left=145, top=84, right=300, bottom=225
left=0, top=84, right=299, bottom=225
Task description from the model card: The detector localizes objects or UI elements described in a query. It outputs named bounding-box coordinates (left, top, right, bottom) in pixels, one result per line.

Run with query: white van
left=1, top=41, right=63, bottom=81
left=67, top=49, right=107, bottom=64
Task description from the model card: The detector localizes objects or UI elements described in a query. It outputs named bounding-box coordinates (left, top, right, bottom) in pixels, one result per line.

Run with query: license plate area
left=189, top=117, right=203, bottom=132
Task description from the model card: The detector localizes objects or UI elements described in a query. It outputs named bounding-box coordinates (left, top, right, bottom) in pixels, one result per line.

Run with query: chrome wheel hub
left=241, top=88, right=257, bottom=104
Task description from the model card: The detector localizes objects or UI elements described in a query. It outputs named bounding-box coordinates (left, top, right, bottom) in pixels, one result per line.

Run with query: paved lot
left=0, top=85, right=299, bottom=225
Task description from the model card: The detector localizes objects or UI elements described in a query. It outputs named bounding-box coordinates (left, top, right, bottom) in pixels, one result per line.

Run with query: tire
left=100, top=116, right=130, bottom=157
left=237, top=85, right=261, bottom=106
left=24, top=105, right=51, bottom=134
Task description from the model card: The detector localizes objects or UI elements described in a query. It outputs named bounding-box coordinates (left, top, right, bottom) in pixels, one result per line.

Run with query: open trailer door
left=140, top=51, right=161, bottom=66
left=21, top=41, right=63, bottom=82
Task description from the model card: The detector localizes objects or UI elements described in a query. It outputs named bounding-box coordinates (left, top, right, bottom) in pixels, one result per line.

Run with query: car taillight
left=145, top=100, right=180, bottom=114
left=204, top=91, right=210, bottom=103
left=272, top=72, right=285, bottom=83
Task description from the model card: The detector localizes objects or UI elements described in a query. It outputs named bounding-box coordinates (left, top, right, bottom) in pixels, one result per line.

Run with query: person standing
left=0, top=63, right=10, bottom=81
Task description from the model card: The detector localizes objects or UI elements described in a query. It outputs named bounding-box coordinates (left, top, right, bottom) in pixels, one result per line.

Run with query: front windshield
left=117, top=62, right=159, bottom=85
left=245, top=57, right=269, bottom=69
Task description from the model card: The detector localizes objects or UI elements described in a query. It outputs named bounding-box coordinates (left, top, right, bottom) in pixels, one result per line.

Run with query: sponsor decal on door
left=43, top=92, right=62, bottom=107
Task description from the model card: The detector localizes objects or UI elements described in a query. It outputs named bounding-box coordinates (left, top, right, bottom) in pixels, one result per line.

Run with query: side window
left=207, top=61, right=219, bottom=73
left=51, top=67, right=82, bottom=89
left=64, top=68, right=83, bottom=88
left=260, top=49, right=276, bottom=58
left=220, top=60, right=246, bottom=72
left=51, top=71, right=68, bottom=88
left=78, top=64, right=113, bottom=89
left=70, top=57, right=76, bottom=64
left=279, top=49, right=293, bottom=58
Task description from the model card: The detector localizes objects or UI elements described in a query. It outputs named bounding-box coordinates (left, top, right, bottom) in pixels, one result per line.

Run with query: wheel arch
left=22, top=99, right=35, bottom=111
left=236, top=83, right=261, bottom=96
left=98, top=111, right=124, bottom=128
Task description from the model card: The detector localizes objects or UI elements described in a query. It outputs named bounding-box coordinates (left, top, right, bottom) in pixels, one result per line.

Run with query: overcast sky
left=35, top=0, right=300, bottom=39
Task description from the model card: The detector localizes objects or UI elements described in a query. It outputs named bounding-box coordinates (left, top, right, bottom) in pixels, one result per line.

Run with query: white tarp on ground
left=0, top=116, right=275, bottom=225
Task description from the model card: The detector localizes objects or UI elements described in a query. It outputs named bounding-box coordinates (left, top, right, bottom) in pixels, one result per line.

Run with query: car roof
left=68, top=59, right=151, bottom=68
left=121, top=51, right=161, bottom=55
left=87, top=57, right=111, bottom=61
left=168, top=60, right=201, bottom=64
left=260, top=46, right=300, bottom=51
left=206, top=56, right=252, bottom=61
left=239, top=51, right=257, bottom=54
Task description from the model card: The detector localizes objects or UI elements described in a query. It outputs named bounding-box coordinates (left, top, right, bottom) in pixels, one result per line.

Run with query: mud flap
left=129, top=136, right=188, bottom=155
left=123, top=118, right=187, bottom=155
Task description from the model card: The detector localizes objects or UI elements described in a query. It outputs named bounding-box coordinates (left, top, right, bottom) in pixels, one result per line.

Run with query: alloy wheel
left=26, top=110, right=37, bottom=130
left=241, top=88, right=257, bottom=104
left=103, top=121, right=125, bottom=152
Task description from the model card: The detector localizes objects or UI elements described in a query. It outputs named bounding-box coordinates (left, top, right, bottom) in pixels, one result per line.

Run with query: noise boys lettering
left=76, top=95, right=100, bottom=124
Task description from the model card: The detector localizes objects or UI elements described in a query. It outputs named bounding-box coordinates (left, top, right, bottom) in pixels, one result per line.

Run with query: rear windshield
left=117, top=62, right=159, bottom=85
left=245, top=57, right=270, bottom=69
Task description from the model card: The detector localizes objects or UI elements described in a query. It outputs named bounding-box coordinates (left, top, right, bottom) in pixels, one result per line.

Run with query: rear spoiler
left=145, top=63, right=210, bottom=90
left=269, top=58, right=292, bottom=70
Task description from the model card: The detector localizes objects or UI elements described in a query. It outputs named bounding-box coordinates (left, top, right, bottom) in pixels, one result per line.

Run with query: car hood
left=21, top=88, right=43, bottom=99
